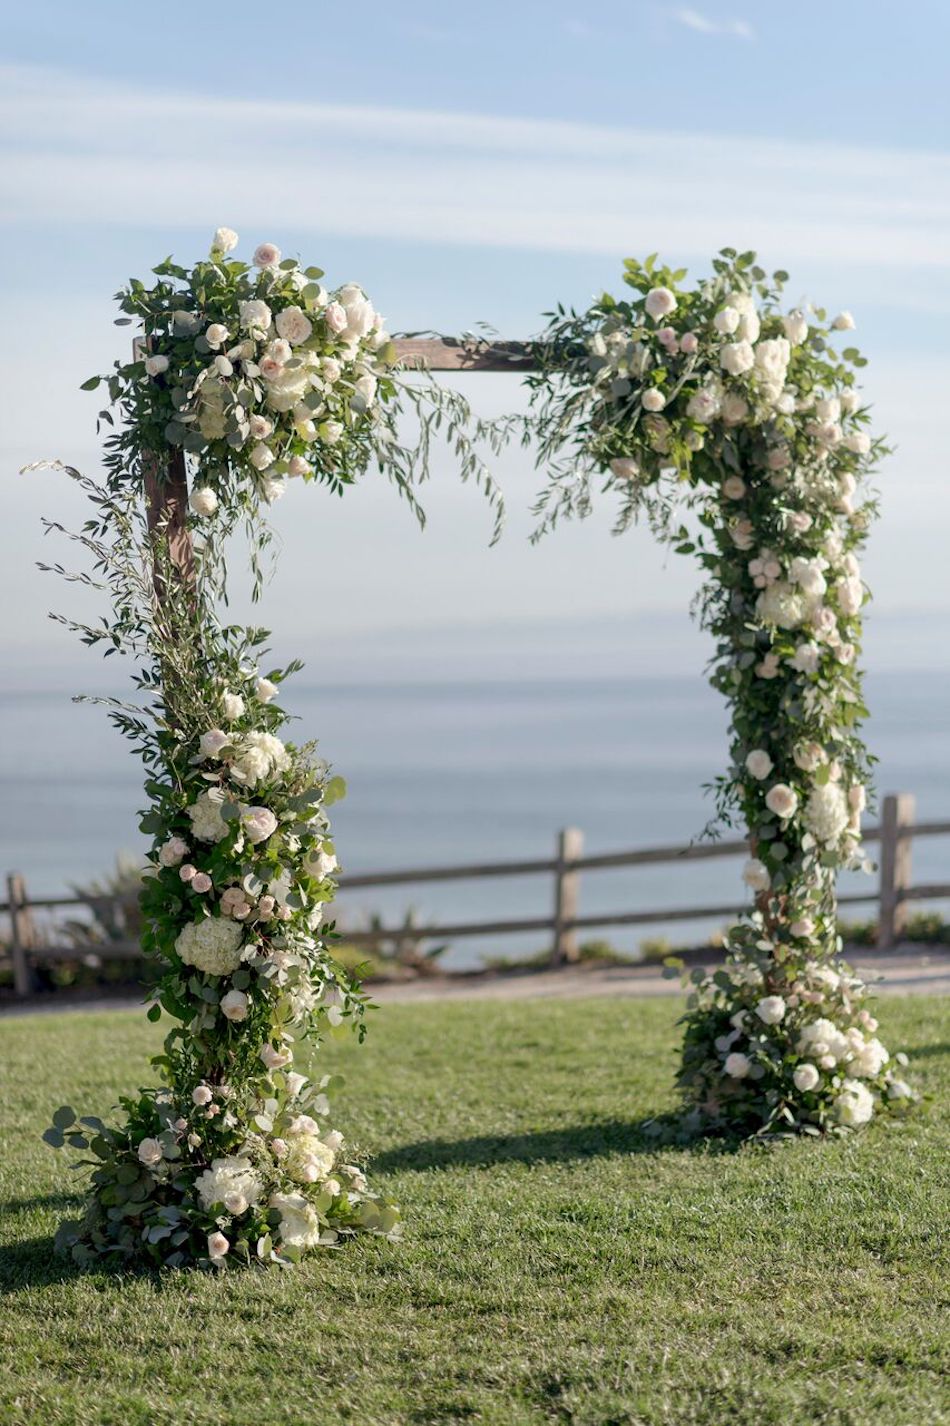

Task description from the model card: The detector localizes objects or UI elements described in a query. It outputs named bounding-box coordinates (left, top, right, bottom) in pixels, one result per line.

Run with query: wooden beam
left=392, top=336, right=537, bottom=372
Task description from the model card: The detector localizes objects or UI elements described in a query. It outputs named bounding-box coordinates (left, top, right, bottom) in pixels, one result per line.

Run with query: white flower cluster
left=148, top=230, right=393, bottom=510
left=175, top=916, right=244, bottom=975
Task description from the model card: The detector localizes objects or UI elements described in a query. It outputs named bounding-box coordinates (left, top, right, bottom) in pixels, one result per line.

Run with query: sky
left=2, top=0, right=949, bottom=688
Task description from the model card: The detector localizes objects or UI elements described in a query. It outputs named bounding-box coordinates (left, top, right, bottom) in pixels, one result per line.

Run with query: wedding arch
left=401, top=248, right=913, bottom=1137
left=42, top=235, right=912, bottom=1270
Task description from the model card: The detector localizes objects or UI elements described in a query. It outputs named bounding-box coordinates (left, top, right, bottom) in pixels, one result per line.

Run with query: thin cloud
left=2, top=65, right=948, bottom=270
left=673, top=8, right=754, bottom=39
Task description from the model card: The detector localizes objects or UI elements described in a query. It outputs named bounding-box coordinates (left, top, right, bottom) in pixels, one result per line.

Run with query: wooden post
left=143, top=446, right=195, bottom=597
left=877, top=792, right=915, bottom=950
left=7, top=872, right=34, bottom=998
left=551, top=827, right=583, bottom=965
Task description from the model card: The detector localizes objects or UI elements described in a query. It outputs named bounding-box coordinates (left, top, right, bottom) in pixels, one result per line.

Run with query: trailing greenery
left=1, top=997, right=947, bottom=1426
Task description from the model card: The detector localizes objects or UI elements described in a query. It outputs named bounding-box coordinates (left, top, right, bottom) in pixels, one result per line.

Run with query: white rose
left=288, top=456, right=312, bottom=478
left=205, top=323, right=229, bottom=351
left=793, top=1063, right=820, bottom=1092
left=158, top=837, right=188, bottom=867
left=836, top=1078, right=874, bottom=1126
left=253, top=242, right=281, bottom=268
left=207, top=1231, right=230, bottom=1262
left=275, top=305, right=313, bottom=346
left=745, top=750, right=773, bottom=780
left=249, top=442, right=275, bottom=472
left=836, top=576, right=863, bottom=616
left=211, top=227, right=239, bottom=255
left=844, top=431, right=871, bottom=455
left=198, top=728, right=229, bottom=760
left=720, top=340, right=755, bottom=376
left=260, top=1042, right=293, bottom=1071
left=270, top=1191, right=322, bottom=1250
left=320, top=421, right=344, bottom=445
left=742, top=858, right=770, bottom=892
left=754, top=337, right=790, bottom=390
left=713, top=307, right=740, bottom=335
left=720, top=391, right=749, bottom=426
left=239, top=299, right=272, bottom=336
left=644, top=286, right=677, bottom=319
left=755, top=995, right=786, bottom=1026
left=832, top=311, right=855, bottom=330
left=814, top=396, right=841, bottom=423
left=324, top=302, right=348, bottom=334
left=261, top=476, right=286, bottom=504
left=255, top=678, right=278, bottom=703
left=242, top=806, right=278, bottom=844
left=789, top=556, right=827, bottom=597
left=724, top=1052, right=751, bottom=1079
left=609, top=457, right=640, bottom=481
left=686, top=386, right=721, bottom=423
left=765, top=783, right=799, bottom=819
left=641, top=388, right=666, bottom=412
left=783, top=310, right=809, bottom=345
left=220, top=988, right=249, bottom=1021
left=305, top=846, right=338, bottom=880
left=722, top=475, right=745, bottom=500
left=221, top=691, right=245, bottom=722
left=848, top=784, right=867, bottom=812
left=137, top=1137, right=163, bottom=1167
left=337, top=284, right=377, bottom=345
left=788, top=642, right=820, bottom=675
left=354, top=373, right=378, bottom=406
left=189, top=487, right=218, bottom=517
left=285, top=1072, right=309, bottom=1098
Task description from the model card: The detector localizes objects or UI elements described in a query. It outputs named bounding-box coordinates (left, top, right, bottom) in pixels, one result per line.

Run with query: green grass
left=1, top=997, right=948, bottom=1426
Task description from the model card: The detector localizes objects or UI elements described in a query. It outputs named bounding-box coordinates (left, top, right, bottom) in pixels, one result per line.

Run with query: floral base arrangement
left=674, top=920, right=914, bottom=1137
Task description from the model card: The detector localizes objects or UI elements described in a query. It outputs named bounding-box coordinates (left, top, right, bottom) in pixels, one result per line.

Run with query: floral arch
left=40, top=235, right=911, bottom=1272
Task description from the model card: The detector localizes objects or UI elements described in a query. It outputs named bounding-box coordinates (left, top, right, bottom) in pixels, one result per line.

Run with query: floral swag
left=41, top=229, right=504, bottom=1268
left=517, top=249, right=914, bottom=1136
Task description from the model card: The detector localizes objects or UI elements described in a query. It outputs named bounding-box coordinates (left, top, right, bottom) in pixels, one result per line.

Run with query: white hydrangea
left=284, top=1132, right=337, bottom=1186
left=176, top=916, right=244, bottom=975
left=194, top=1156, right=264, bottom=1212
left=187, top=789, right=231, bottom=843
left=229, top=731, right=292, bottom=788
left=270, top=1191, right=323, bottom=1249
left=804, top=783, right=850, bottom=845
left=756, top=581, right=807, bottom=630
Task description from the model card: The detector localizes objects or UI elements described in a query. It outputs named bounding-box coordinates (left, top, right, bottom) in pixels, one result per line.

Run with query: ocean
left=1, top=672, right=947, bottom=967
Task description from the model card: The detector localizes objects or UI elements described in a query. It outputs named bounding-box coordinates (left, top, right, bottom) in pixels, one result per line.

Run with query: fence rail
left=2, top=794, right=949, bottom=997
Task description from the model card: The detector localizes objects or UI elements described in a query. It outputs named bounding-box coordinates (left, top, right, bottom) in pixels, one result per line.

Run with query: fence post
left=551, top=828, right=583, bottom=965
left=6, top=872, right=34, bottom=998
left=877, top=793, right=915, bottom=951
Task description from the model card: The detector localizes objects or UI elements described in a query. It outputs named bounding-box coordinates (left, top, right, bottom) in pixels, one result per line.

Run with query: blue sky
left=2, top=0, right=949, bottom=686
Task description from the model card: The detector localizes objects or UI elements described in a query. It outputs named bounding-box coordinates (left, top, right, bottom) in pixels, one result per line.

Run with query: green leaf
left=147, top=1003, right=162, bottom=1022
left=80, top=376, right=102, bottom=391
left=324, top=776, right=347, bottom=806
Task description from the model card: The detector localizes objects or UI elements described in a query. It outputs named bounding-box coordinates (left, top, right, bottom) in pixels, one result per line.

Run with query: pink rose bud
left=191, top=872, right=212, bottom=893
left=179, top=864, right=197, bottom=882
left=680, top=332, right=699, bottom=354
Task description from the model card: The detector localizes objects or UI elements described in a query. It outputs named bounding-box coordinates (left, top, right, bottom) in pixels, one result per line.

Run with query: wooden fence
left=2, top=794, right=948, bottom=997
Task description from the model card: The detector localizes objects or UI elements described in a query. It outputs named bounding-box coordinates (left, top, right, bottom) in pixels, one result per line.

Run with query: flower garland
left=41, top=229, right=502, bottom=1267
left=519, top=249, right=914, bottom=1135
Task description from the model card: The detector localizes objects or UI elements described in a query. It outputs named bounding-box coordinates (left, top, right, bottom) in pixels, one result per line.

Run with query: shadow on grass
left=375, top=1113, right=744, bottom=1174
left=908, top=1042, right=950, bottom=1060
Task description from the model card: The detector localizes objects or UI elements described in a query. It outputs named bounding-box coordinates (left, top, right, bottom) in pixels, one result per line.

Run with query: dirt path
left=2, top=948, right=947, bottom=1019
left=373, top=948, right=950, bottom=1004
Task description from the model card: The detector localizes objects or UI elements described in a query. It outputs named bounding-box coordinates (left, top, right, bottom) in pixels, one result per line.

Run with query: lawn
left=1, top=995, right=948, bottom=1426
